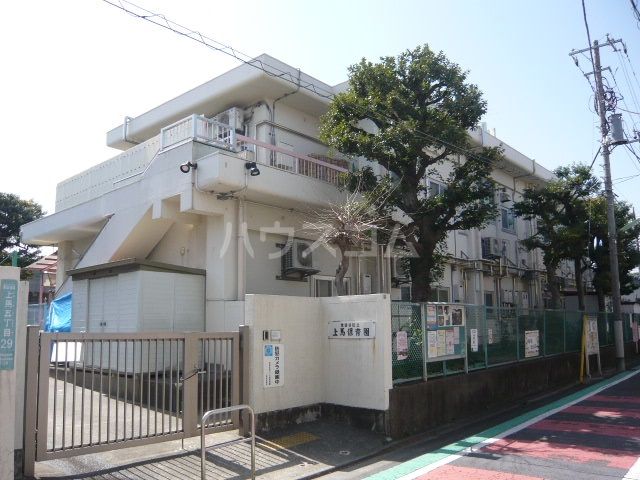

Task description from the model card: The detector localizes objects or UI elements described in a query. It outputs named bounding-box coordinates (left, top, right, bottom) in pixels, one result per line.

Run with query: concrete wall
left=387, top=342, right=639, bottom=439
left=243, top=294, right=392, bottom=415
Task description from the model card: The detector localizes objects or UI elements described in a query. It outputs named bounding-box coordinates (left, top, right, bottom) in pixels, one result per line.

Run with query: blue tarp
left=44, top=293, right=72, bottom=332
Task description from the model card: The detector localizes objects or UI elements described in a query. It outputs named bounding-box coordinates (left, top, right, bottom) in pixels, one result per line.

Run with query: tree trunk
left=409, top=252, right=437, bottom=302
left=334, top=247, right=350, bottom=296
left=546, top=264, right=562, bottom=309
left=574, top=257, right=585, bottom=311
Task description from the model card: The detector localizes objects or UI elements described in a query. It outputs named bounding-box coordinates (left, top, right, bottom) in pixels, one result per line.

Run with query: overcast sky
left=3, top=0, right=640, bottom=220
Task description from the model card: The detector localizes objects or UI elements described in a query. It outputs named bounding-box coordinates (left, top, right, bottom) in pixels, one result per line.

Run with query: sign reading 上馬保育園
left=328, top=320, right=375, bottom=339
left=0, top=279, right=18, bottom=370
left=263, top=343, right=284, bottom=388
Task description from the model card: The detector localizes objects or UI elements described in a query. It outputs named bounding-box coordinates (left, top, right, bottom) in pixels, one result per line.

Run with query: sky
left=3, top=0, right=640, bottom=220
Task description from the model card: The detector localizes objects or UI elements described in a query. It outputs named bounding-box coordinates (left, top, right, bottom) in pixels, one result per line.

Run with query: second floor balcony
left=55, top=114, right=349, bottom=212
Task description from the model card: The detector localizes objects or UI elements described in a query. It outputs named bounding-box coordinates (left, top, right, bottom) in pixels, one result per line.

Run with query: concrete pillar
left=205, top=211, right=239, bottom=331
left=56, top=240, right=73, bottom=293
left=0, top=266, right=24, bottom=480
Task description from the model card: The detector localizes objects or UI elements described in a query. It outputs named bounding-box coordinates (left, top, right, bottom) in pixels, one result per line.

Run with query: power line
left=102, top=0, right=511, bottom=173
left=102, top=0, right=335, bottom=100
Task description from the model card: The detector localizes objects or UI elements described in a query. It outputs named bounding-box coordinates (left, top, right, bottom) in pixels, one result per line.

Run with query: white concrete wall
left=323, top=295, right=392, bottom=410
left=243, top=293, right=391, bottom=415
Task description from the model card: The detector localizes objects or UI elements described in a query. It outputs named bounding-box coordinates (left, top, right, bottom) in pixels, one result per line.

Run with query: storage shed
left=68, top=259, right=205, bottom=333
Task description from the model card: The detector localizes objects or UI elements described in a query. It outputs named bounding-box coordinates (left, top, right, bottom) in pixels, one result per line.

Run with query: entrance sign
left=0, top=279, right=18, bottom=370
left=328, top=320, right=375, bottom=339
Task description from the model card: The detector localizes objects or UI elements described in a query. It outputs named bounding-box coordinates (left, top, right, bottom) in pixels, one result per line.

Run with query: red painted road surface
left=412, top=372, right=640, bottom=480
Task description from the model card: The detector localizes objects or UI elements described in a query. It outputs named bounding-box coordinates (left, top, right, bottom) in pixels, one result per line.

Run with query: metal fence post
left=563, top=310, right=567, bottom=353
left=515, top=307, right=520, bottom=361
left=543, top=310, right=547, bottom=357
left=23, top=326, right=40, bottom=478
left=182, top=333, right=200, bottom=438
left=484, top=306, right=489, bottom=368
left=36, top=333, right=51, bottom=460
left=239, top=326, right=251, bottom=436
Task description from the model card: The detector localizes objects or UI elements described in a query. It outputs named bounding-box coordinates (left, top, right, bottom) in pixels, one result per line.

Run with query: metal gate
left=23, top=326, right=240, bottom=477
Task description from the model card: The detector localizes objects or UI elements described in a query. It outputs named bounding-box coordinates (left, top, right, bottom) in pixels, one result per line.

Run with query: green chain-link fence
left=391, top=303, right=639, bottom=384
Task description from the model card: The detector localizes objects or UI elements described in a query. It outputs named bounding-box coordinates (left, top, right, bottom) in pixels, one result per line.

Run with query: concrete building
left=22, top=54, right=558, bottom=333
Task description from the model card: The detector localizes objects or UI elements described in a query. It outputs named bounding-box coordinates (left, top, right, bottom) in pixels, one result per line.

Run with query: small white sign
left=396, top=331, right=408, bottom=360
left=586, top=316, right=600, bottom=355
left=470, top=328, right=479, bottom=352
left=328, top=321, right=375, bottom=339
left=488, top=328, right=493, bottom=345
left=427, top=331, right=438, bottom=358
left=263, top=343, right=284, bottom=388
left=525, top=330, right=539, bottom=358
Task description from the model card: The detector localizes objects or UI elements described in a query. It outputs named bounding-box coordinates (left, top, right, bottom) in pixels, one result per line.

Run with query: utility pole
left=571, top=38, right=626, bottom=371
left=592, top=39, right=625, bottom=371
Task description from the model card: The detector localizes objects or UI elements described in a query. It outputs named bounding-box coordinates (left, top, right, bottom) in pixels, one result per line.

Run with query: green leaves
left=0, top=193, right=45, bottom=268
left=320, top=44, right=498, bottom=301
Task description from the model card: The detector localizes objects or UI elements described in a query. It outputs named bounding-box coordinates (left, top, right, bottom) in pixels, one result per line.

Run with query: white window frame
left=312, top=275, right=351, bottom=297
left=501, top=207, right=516, bottom=234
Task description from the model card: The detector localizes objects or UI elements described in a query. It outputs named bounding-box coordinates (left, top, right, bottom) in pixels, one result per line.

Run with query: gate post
left=23, top=326, right=40, bottom=478
left=182, top=333, right=200, bottom=438
left=239, top=326, right=250, bottom=436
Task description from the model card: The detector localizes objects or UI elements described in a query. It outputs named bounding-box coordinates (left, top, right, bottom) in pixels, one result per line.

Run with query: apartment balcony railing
left=161, top=114, right=348, bottom=186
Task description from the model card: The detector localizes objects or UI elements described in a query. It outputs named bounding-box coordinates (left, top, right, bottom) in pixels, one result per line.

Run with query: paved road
left=322, top=369, right=640, bottom=480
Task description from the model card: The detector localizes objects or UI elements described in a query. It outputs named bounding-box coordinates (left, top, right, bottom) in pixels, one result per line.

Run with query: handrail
left=236, top=134, right=349, bottom=172
left=201, top=404, right=255, bottom=480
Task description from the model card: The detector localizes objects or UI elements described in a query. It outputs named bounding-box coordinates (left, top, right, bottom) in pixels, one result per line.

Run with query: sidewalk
left=33, top=418, right=389, bottom=479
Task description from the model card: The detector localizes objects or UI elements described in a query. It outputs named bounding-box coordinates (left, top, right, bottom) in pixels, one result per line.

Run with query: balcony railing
left=160, top=114, right=348, bottom=186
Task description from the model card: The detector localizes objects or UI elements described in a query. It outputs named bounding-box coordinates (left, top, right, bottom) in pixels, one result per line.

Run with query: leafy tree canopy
left=514, top=164, right=600, bottom=308
left=0, top=193, right=45, bottom=269
left=320, top=44, right=502, bottom=302
left=586, top=198, right=640, bottom=305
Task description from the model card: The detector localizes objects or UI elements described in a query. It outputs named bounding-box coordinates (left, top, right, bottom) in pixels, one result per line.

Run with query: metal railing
left=160, top=114, right=348, bottom=186
left=201, top=404, right=255, bottom=480
left=391, top=304, right=638, bottom=384
left=24, top=328, right=240, bottom=476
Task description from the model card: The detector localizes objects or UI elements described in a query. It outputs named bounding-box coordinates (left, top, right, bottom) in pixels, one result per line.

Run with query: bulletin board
left=423, top=303, right=467, bottom=362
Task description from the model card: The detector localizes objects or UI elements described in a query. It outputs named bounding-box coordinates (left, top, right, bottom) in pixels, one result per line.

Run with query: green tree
left=0, top=193, right=45, bottom=269
left=513, top=164, right=600, bottom=309
left=586, top=198, right=640, bottom=311
left=320, top=45, right=501, bottom=302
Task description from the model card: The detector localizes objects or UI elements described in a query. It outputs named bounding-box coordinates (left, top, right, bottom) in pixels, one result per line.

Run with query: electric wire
left=101, top=0, right=512, bottom=172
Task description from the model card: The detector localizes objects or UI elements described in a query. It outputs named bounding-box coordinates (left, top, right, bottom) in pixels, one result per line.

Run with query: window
left=428, top=287, right=450, bottom=303
left=484, top=292, right=494, bottom=307
left=501, top=207, right=515, bottom=233
left=313, top=276, right=350, bottom=297
left=427, top=179, right=446, bottom=198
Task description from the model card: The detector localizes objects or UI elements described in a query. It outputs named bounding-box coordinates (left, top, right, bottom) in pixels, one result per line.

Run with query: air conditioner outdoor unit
left=482, top=237, right=502, bottom=259
left=391, top=257, right=410, bottom=285
left=281, top=239, right=320, bottom=279
left=215, top=107, right=244, bottom=132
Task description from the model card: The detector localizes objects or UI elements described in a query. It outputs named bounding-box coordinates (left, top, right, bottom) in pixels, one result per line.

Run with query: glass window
left=501, top=208, right=515, bottom=232
left=428, top=287, right=450, bottom=302
left=427, top=180, right=446, bottom=198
